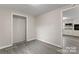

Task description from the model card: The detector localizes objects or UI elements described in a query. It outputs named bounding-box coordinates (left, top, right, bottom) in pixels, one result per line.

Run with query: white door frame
left=11, top=13, right=28, bottom=45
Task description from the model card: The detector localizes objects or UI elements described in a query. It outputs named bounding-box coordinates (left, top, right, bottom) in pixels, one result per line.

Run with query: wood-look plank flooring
left=63, top=35, right=79, bottom=54
left=0, top=40, right=61, bottom=54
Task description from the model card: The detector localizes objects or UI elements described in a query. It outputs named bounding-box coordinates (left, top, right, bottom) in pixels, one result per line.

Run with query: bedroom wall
left=36, top=9, right=62, bottom=48
left=0, top=8, right=36, bottom=49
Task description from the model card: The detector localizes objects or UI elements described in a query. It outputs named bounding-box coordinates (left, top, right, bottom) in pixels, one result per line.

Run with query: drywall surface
left=0, top=8, right=36, bottom=49
left=36, top=9, right=62, bottom=48
left=27, top=16, right=36, bottom=41
left=0, top=9, right=12, bottom=48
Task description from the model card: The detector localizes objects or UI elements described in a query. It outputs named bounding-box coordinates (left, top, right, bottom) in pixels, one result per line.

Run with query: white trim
left=37, top=39, right=62, bottom=48
left=26, top=16, right=29, bottom=41
left=27, top=38, right=36, bottom=41
left=11, top=12, right=28, bottom=44
left=12, top=13, right=27, bottom=18
left=11, top=12, right=13, bottom=45
left=61, top=9, right=65, bottom=48
left=0, top=44, right=12, bottom=49
left=60, top=9, right=63, bottom=48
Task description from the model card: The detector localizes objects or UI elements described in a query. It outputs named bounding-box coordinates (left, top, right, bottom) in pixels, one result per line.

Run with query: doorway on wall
left=13, top=14, right=27, bottom=44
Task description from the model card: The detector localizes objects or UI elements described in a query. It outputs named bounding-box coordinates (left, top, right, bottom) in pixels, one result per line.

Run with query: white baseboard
left=37, top=39, right=62, bottom=48
left=0, top=44, right=13, bottom=49
left=27, top=38, right=36, bottom=42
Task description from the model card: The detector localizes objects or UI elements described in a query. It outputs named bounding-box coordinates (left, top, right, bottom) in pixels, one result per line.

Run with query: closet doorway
left=13, top=14, right=27, bottom=44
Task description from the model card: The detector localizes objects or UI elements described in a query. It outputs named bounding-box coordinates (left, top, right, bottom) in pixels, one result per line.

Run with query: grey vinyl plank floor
left=0, top=40, right=61, bottom=54
left=63, top=35, right=79, bottom=54
left=26, top=40, right=61, bottom=54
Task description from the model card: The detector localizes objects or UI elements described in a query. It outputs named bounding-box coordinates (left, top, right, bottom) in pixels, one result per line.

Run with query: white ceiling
left=0, top=4, right=67, bottom=16
left=63, top=6, right=79, bottom=19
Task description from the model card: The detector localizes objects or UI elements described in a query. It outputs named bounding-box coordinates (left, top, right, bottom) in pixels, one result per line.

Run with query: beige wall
left=36, top=9, right=62, bottom=48
left=27, top=16, right=36, bottom=41
left=0, top=6, right=64, bottom=49
left=0, top=9, right=12, bottom=48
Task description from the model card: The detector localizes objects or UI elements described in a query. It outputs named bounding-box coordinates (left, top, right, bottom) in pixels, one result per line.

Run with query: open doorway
left=62, top=5, right=79, bottom=54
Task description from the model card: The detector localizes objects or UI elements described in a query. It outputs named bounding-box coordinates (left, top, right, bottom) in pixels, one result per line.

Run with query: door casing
left=11, top=13, right=28, bottom=45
